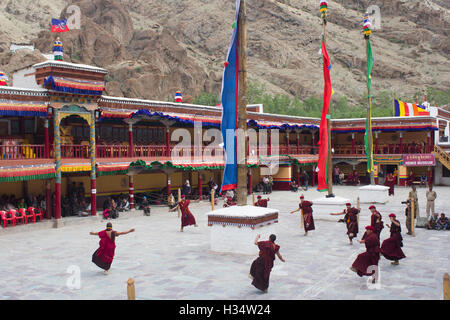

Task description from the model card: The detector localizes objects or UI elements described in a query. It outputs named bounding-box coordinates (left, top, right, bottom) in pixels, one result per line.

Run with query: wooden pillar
left=296, top=131, right=300, bottom=154
left=90, top=110, right=97, bottom=216
left=198, top=172, right=203, bottom=200
left=444, top=273, right=450, bottom=300
left=53, top=110, right=62, bottom=220
left=296, top=165, right=300, bottom=186
left=399, top=132, right=403, bottom=154
left=248, top=169, right=252, bottom=195
left=127, top=278, right=136, bottom=300
left=128, top=122, right=134, bottom=158
left=268, top=129, right=272, bottom=156
left=129, top=175, right=134, bottom=209
left=44, top=118, right=50, bottom=158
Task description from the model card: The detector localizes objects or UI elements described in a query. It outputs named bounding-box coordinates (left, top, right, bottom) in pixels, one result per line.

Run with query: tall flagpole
left=321, top=1, right=334, bottom=197
left=364, top=12, right=375, bottom=185
left=237, top=0, right=248, bottom=205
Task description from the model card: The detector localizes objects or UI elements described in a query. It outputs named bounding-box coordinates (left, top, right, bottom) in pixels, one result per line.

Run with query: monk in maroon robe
left=407, top=171, right=415, bottom=186
left=254, top=195, right=269, bottom=207
left=290, top=195, right=315, bottom=236
left=330, top=202, right=360, bottom=244
left=381, top=213, right=406, bottom=265
left=351, top=226, right=380, bottom=283
left=90, top=222, right=135, bottom=274
left=368, top=205, right=384, bottom=239
left=249, top=234, right=285, bottom=293
left=169, top=195, right=199, bottom=232
left=384, top=173, right=396, bottom=196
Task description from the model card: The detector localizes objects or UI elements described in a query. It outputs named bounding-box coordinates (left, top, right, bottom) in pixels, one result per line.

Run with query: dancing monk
left=381, top=213, right=406, bottom=265
left=169, top=194, right=199, bottom=232
left=350, top=226, right=381, bottom=283
left=368, top=205, right=384, bottom=239
left=90, top=222, right=135, bottom=274
left=249, top=234, right=285, bottom=293
left=290, top=195, right=315, bottom=236
left=330, top=202, right=360, bottom=244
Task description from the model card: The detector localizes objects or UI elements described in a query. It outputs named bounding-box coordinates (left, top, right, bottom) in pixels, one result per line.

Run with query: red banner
left=403, top=154, right=435, bottom=167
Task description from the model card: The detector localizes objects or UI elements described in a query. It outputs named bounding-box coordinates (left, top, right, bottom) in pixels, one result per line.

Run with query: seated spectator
left=436, top=213, right=448, bottom=231
left=118, top=198, right=130, bottom=212
left=407, top=171, right=415, bottom=187
left=289, top=179, right=298, bottom=192
left=339, top=172, right=345, bottom=185
left=427, top=213, right=439, bottom=230
left=140, top=196, right=151, bottom=216
left=17, top=198, right=27, bottom=209
left=167, top=194, right=177, bottom=210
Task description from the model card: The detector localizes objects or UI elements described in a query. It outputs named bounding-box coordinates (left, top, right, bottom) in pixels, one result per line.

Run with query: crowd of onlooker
left=0, top=194, right=46, bottom=212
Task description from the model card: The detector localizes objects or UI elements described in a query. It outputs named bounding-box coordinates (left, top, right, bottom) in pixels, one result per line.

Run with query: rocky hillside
left=0, top=0, right=449, bottom=105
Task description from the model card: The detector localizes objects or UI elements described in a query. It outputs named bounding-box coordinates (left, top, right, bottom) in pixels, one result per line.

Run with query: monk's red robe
left=250, top=240, right=280, bottom=292
left=255, top=199, right=268, bottom=207
left=385, top=176, right=395, bottom=195
left=381, top=220, right=406, bottom=261
left=345, top=208, right=359, bottom=240
left=300, top=201, right=315, bottom=232
left=371, top=211, right=384, bottom=239
left=179, top=200, right=197, bottom=228
left=351, top=232, right=380, bottom=277
left=92, top=230, right=116, bottom=270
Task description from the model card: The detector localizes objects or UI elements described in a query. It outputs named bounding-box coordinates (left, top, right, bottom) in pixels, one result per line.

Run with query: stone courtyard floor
left=0, top=185, right=448, bottom=300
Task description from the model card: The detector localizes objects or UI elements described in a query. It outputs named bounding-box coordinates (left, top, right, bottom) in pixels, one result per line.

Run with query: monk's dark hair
left=106, top=222, right=116, bottom=242
left=269, top=234, right=276, bottom=242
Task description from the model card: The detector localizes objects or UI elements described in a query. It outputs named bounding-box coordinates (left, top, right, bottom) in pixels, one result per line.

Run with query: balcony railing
left=0, top=145, right=46, bottom=160
left=333, top=144, right=430, bottom=156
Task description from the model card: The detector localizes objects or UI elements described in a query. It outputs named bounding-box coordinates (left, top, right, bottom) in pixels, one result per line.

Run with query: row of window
left=69, top=126, right=166, bottom=143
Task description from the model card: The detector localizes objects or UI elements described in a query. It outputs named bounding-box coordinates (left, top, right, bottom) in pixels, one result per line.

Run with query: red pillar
left=375, top=132, right=379, bottom=154
left=129, top=175, right=134, bottom=209
left=296, top=132, right=300, bottom=154
left=427, top=132, right=431, bottom=153
left=128, top=123, right=134, bottom=157
left=248, top=169, right=252, bottom=195
left=198, top=173, right=203, bottom=200
left=91, top=179, right=97, bottom=216
left=55, top=182, right=61, bottom=219
left=167, top=175, right=171, bottom=199
left=45, top=180, right=52, bottom=219
left=351, top=133, right=356, bottom=154
left=312, top=167, right=317, bottom=187
left=312, top=132, right=315, bottom=154
left=165, top=126, right=170, bottom=158
left=44, top=119, right=50, bottom=158
left=399, top=132, right=403, bottom=154
left=286, top=131, right=290, bottom=154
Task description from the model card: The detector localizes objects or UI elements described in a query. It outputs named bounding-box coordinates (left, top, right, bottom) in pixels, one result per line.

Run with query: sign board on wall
left=403, top=154, right=435, bottom=167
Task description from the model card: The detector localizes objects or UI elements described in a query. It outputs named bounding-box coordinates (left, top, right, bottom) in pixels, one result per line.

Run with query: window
left=24, top=119, right=34, bottom=134
left=10, top=120, right=19, bottom=135
left=443, top=166, right=450, bottom=178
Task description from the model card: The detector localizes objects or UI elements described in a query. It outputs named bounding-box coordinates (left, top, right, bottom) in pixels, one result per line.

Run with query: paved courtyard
left=0, top=185, right=448, bottom=300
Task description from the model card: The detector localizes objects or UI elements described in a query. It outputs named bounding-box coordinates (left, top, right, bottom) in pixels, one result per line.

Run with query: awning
left=44, top=76, right=105, bottom=96
left=0, top=165, right=56, bottom=182
left=0, top=101, right=47, bottom=117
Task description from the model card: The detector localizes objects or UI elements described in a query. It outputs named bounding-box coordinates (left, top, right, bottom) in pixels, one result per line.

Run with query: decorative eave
left=0, top=86, right=49, bottom=97
left=33, top=60, right=108, bottom=74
